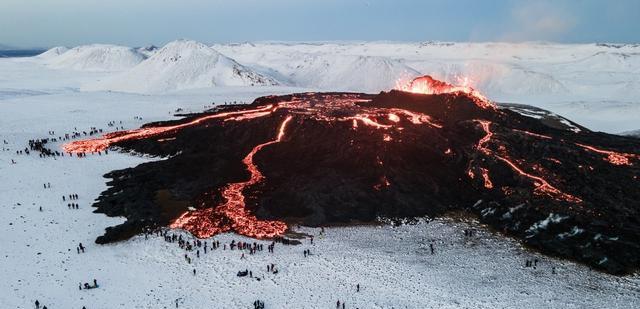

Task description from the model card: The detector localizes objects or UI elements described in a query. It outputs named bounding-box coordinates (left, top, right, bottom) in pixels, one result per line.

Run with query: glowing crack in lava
left=392, top=109, right=443, bottom=128
left=473, top=120, right=581, bottom=203
left=62, top=104, right=278, bottom=153
left=170, top=116, right=294, bottom=239
left=396, top=75, right=495, bottom=109
left=351, top=114, right=392, bottom=129
left=576, top=143, right=636, bottom=166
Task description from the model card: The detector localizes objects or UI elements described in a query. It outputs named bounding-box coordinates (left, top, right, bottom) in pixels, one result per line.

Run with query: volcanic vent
left=64, top=76, right=640, bottom=274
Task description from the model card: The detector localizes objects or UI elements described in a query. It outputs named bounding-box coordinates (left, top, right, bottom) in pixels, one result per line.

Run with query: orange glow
left=474, top=120, right=581, bottom=203
left=513, top=129, right=552, bottom=140
left=547, top=158, right=562, bottom=164
left=170, top=116, right=294, bottom=239
left=494, top=154, right=581, bottom=203
left=225, top=111, right=274, bottom=122
left=62, top=105, right=277, bottom=153
left=576, top=143, right=635, bottom=166
left=480, top=168, right=493, bottom=189
left=396, top=75, right=495, bottom=109
left=352, top=115, right=392, bottom=129
left=392, top=109, right=443, bottom=128
left=373, top=175, right=391, bottom=191
left=476, top=121, right=493, bottom=151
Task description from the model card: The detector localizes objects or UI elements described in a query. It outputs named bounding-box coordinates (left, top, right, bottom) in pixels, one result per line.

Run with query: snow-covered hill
left=87, top=40, right=277, bottom=94
left=213, top=41, right=640, bottom=101
left=35, top=46, right=69, bottom=59
left=136, top=45, right=158, bottom=58
left=4, top=40, right=640, bottom=133
left=45, top=44, right=146, bottom=71
left=278, top=53, right=418, bottom=92
left=37, top=40, right=640, bottom=101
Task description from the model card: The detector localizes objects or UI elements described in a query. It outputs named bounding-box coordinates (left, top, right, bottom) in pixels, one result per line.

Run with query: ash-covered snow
left=1, top=41, right=640, bottom=308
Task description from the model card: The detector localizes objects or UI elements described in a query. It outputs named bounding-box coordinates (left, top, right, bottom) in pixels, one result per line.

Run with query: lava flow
left=170, top=116, right=293, bottom=239
left=62, top=104, right=278, bottom=153
left=66, top=75, right=640, bottom=274
left=473, top=120, right=582, bottom=203
left=576, top=143, right=636, bottom=166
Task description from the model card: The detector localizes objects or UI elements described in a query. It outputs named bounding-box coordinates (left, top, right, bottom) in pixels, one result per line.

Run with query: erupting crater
left=65, top=75, right=640, bottom=275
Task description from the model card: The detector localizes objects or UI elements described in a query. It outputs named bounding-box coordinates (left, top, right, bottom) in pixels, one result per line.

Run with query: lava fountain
left=395, top=75, right=494, bottom=109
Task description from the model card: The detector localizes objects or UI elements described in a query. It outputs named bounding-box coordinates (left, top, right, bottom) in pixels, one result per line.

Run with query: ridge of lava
left=64, top=75, right=640, bottom=275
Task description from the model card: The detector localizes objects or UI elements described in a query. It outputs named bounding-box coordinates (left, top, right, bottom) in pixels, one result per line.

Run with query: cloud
left=501, top=2, right=576, bottom=42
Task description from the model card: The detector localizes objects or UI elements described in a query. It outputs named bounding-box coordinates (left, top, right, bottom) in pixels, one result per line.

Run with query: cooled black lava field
left=66, top=77, right=640, bottom=275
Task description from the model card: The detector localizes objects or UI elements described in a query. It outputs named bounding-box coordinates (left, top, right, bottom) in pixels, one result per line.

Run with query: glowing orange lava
left=513, top=129, right=552, bottom=140
left=387, top=113, right=401, bottom=123
left=576, top=143, right=635, bottom=166
left=473, top=120, right=581, bottom=203
left=351, top=115, right=392, bottom=129
left=396, top=75, right=495, bottom=109
left=480, top=168, right=493, bottom=189
left=392, top=109, right=443, bottom=128
left=170, top=116, right=294, bottom=239
left=62, top=105, right=277, bottom=153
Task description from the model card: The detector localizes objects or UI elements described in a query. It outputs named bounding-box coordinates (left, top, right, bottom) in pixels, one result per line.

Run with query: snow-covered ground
left=1, top=42, right=640, bottom=308
left=5, top=40, right=640, bottom=133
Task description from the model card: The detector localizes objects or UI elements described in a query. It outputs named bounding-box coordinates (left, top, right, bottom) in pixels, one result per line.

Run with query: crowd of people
left=12, top=121, right=127, bottom=160
left=64, top=193, right=81, bottom=209
left=7, top=120, right=558, bottom=309
left=79, top=279, right=98, bottom=290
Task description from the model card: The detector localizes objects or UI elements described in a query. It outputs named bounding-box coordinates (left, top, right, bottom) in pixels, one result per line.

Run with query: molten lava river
left=63, top=75, right=640, bottom=274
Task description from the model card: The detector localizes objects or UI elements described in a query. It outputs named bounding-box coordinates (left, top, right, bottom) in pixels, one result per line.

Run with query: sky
left=1, top=0, right=639, bottom=48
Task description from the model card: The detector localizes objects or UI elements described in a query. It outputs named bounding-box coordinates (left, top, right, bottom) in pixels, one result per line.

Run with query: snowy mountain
left=88, top=40, right=278, bottom=94
left=279, top=53, right=419, bottom=92
left=39, top=41, right=640, bottom=102
left=35, top=46, right=69, bottom=59
left=45, top=44, right=146, bottom=71
left=4, top=40, right=639, bottom=133
left=137, top=45, right=159, bottom=58
left=213, top=41, right=640, bottom=100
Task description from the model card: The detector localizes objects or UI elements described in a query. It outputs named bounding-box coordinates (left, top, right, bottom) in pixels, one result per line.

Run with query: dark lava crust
left=91, top=90, right=640, bottom=275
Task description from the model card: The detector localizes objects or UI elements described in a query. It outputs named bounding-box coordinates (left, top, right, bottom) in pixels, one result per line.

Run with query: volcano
left=64, top=76, right=640, bottom=274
